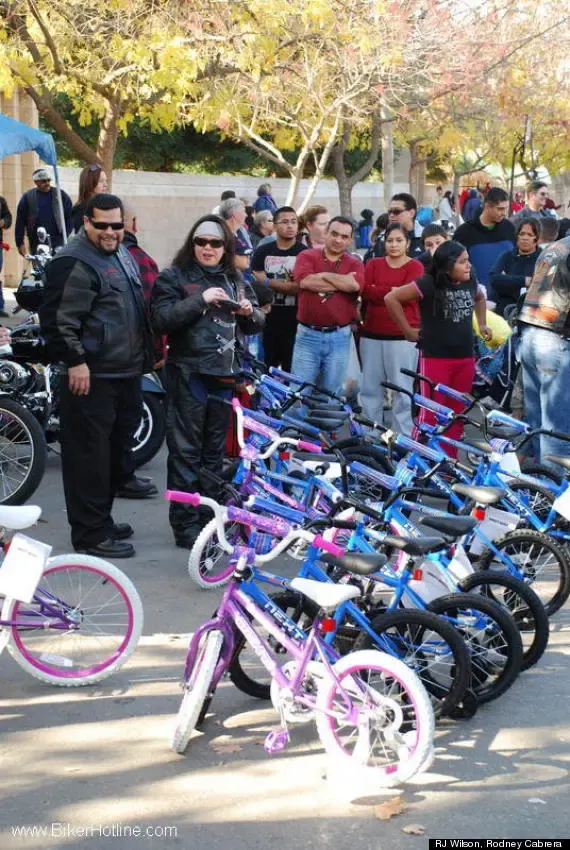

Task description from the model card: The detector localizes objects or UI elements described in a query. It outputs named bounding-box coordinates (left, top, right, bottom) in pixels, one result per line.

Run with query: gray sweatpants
left=360, top=337, right=418, bottom=434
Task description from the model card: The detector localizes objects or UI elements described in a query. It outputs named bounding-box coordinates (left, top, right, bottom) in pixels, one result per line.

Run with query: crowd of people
left=1, top=170, right=570, bottom=558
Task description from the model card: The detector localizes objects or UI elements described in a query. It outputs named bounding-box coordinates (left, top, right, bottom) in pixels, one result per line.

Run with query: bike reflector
left=320, top=617, right=336, bottom=633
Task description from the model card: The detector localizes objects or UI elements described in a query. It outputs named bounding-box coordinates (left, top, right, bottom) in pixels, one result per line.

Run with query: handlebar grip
left=487, top=409, right=528, bottom=432
left=395, top=434, right=446, bottom=463
left=547, top=430, right=570, bottom=442
left=412, top=393, right=454, bottom=420
left=268, top=366, right=304, bottom=384
left=297, top=440, right=322, bottom=453
left=312, top=535, right=345, bottom=556
left=165, top=489, right=201, bottom=506
left=382, top=381, right=411, bottom=396
left=261, top=375, right=293, bottom=397
left=435, top=384, right=473, bottom=405
left=400, top=368, right=434, bottom=388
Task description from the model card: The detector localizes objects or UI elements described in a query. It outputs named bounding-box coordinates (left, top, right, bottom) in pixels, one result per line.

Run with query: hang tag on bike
left=498, top=451, right=521, bottom=476
left=468, top=507, right=519, bottom=555
left=447, top=545, right=475, bottom=581
left=553, top=487, right=570, bottom=522
left=0, top=534, right=52, bottom=603
left=403, top=559, right=454, bottom=605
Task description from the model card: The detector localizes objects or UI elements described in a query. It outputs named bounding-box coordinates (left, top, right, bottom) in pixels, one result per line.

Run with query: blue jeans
left=520, top=326, right=570, bottom=461
left=0, top=247, right=4, bottom=310
left=291, top=324, right=352, bottom=394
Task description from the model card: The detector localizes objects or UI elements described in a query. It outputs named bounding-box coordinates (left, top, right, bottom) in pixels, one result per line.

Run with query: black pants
left=59, top=376, right=142, bottom=549
left=263, top=306, right=297, bottom=371
left=165, top=364, right=233, bottom=538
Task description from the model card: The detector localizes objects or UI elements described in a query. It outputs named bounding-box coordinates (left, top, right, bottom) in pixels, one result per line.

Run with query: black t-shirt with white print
left=415, top=274, right=479, bottom=358
left=251, top=240, right=307, bottom=307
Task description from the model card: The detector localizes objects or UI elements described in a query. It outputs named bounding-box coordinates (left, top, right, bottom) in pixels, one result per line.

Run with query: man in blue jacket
left=454, top=187, right=515, bottom=293
left=15, top=167, right=72, bottom=255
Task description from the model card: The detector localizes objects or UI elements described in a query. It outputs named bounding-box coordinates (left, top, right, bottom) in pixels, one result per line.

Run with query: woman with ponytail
left=385, top=241, right=491, bottom=444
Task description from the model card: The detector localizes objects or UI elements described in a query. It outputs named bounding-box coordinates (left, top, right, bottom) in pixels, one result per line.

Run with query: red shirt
left=361, top=257, right=423, bottom=338
left=293, top=248, right=364, bottom=327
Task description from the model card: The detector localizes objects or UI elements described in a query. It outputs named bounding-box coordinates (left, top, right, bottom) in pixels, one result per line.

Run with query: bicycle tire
left=477, top=529, right=570, bottom=616
left=315, top=649, right=434, bottom=786
left=132, top=392, right=165, bottom=468
left=171, top=630, right=224, bottom=754
left=427, top=592, right=523, bottom=704
left=2, top=555, right=143, bottom=686
left=505, top=479, right=555, bottom=524
left=353, top=608, right=471, bottom=717
left=228, top=590, right=319, bottom=699
left=188, top=517, right=245, bottom=589
left=460, top=571, right=549, bottom=670
left=0, top=397, right=46, bottom=505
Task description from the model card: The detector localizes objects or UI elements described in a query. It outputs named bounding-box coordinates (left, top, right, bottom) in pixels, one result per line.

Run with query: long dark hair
left=172, top=215, right=237, bottom=275
left=384, top=222, right=411, bottom=242
left=78, top=164, right=105, bottom=205
left=425, top=240, right=470, bottom=316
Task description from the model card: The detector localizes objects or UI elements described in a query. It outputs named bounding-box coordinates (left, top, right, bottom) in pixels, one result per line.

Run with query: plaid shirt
left=124, top=233, right=166, bottom=363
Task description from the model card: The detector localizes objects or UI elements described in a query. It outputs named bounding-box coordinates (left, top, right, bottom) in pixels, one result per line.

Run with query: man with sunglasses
left=365, top=193, right=424, bottom=261
left=15, top=166, right=72, bottom=256
left=40, top=193, right=155, bottom=558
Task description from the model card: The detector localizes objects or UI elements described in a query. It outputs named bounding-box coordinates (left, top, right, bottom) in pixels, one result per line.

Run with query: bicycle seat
left=0, top=505, right=42, bottom=530
left=382, top=535, right=446, bottom=555
left=487, top=425, right=521, bottom=441
left=544, top=455, right=570, bottom=473
left=417, top=515, right=477, bottom=538
left=306, top=416, right=345, bottom=431
left=292, top=452, right=338, bottom=463
left=319, top=551, right=387, bottom=576
left=451, top=484, right=506, bottom=505
left=290, top=576, right=361, bottom=611
left=305, top=398, right=346, bottom=412
left=307, top=407, right=349, bottom=420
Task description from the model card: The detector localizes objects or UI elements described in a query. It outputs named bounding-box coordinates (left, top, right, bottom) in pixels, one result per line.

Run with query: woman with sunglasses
left=151, top=216, right=264, bottom=549
left=71, top=164, right=108, bottom=233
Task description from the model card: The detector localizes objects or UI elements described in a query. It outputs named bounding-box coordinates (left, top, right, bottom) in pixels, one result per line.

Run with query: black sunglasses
left=89, top=219, right=124, bottom=231
left=193, top=236, right=224, bottom=248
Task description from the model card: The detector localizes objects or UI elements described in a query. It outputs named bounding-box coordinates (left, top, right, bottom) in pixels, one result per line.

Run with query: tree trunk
left=96, top=101, right=121, bottom=186
left=285, top=170, right=303, bottom=207
left=453, top=171, right=462, bottom=200
left=381, top=108, right=394, bottom=210
left=417, top=159, right=427, bottom=206
left=24, top=85, right=100, bottom=165
left=408, top=142, right=418, bottom=197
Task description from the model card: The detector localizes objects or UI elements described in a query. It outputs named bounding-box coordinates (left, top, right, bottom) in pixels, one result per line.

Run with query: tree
left=0, top=0, right=195, bottom=179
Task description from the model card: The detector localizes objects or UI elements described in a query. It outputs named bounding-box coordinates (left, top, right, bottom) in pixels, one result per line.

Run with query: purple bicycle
left=0, top=504, right=143, bottom=686
left=167, top=490, right=434, bottom=785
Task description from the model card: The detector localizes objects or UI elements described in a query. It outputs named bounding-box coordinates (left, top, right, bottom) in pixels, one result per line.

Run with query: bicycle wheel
left=188, top=517, right=245, bottom=589
left=477, top=530, right=570, bottom=616
left=460, top=571, right=549, bottom=670
left=132, top=392, right=165, bottom=468
left=229, top=590, right=318, bottom=699
left=0, top=397, right=46, bottom=505
left=2, top=556, right=143, bottom=686
left=505, top=480, right=555, bottom=524
left=171, top=630, right=224, bottom=754
left=427, top=592, right=523, bottom=704
left=353, top=608, right=471, bottom=717
left=315, top=649, right=434, bottom=786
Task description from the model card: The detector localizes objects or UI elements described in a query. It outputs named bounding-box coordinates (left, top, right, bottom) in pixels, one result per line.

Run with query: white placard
left=403, top=559, right=454, bottom=605
left=447, top=545, right=475, bottom=582
left=499, top=452, right=521, bottom=475
left=553, top=487, right=570, bottom=522
left=469, top=507, right=520, bottom=555
left=0, top=534, right=52, bottom=603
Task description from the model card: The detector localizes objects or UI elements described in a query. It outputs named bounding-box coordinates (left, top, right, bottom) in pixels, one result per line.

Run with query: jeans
left=360, top=337, right=417, bottom=434
left=0, top=247, right=4, bottom=310
left=291, top=324, right=352, bottom=394
left=520, top=326, right=570, bottom=461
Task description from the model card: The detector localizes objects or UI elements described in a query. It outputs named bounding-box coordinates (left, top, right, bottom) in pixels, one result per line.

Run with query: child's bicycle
left=0, top=504, right=143, bottom=685
left=167, top=490, right=435, bottom=785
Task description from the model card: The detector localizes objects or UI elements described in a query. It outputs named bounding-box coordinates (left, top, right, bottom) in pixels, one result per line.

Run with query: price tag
left=499, top=452, right=521, bottom=475
left=469, top=507, right=520, bottom=555
left=553, top=487, right=570, bottom=521
left=0, top=534, right=52, bottom=603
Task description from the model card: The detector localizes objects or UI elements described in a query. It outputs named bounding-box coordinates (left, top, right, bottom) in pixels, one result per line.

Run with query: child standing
left=385, top=241, right=491, bottom=444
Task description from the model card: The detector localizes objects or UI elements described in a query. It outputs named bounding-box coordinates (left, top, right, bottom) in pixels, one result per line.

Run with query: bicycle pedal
left=264, top=728, right=290, bottom=754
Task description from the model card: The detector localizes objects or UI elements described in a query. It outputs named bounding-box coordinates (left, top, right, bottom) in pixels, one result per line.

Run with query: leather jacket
left=40, top=230, right=153, bottom=376
left=151, top=260, right=264, bottom=376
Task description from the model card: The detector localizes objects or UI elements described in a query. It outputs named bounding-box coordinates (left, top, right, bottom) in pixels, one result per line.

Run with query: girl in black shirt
left=385, top=241, right=491, bottom=448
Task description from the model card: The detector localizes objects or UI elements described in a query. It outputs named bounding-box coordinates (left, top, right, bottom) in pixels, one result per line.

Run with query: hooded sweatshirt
left=454, top=213, right=515, bottom=287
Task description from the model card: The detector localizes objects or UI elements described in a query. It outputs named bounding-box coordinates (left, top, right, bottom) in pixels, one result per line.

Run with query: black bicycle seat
left=487, top=425, right=521, bottom=441
left=319, top=551, right=387, bottom=575
left=452, top=484, right=506, bottom=505
left=544, top=455, right=570, bottom=473
left=306, top=416, right=345, bottom=431
left=382, top=535, right=446, bottom=556
left=292, top=452, right=338, bottom=463
left=417, top=515, right=477, bottom=538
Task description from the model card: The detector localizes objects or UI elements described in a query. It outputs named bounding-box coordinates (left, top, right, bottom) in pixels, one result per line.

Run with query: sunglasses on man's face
left=388, top=208, right=405, bottom=215
left=89, top=219, right=124, bottom=231
left=193, top=237, right=224, bottom=248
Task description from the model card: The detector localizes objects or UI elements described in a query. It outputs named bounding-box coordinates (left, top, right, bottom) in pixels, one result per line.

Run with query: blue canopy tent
left=0, top=112, right=67, bottom=245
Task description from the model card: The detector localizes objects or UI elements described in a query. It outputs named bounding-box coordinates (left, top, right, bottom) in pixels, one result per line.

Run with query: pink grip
left=313, top=535, right=344, bottom=556
left=298, top=440, right=322, bottom=453
left=165, top=489, right=201, bottom=506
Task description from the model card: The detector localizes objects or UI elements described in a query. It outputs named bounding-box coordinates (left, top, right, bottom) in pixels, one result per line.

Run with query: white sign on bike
left=447, top=544, right=475, bottom=581
left=0, top=534, right=52, bottom=603
left=469, top=507, right=520, bottom=556
left=498, top=452, right=521, bottom=475
left=553, top=487, right=570, bottom=522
